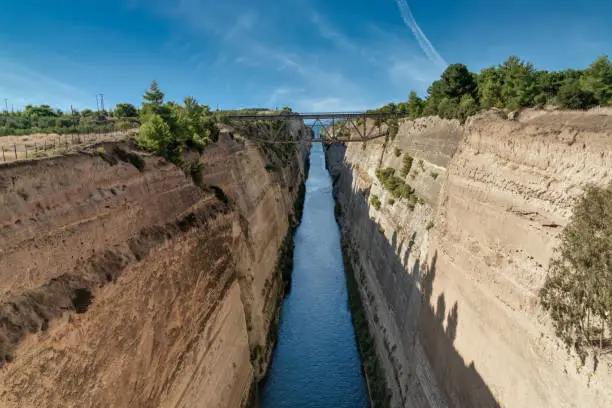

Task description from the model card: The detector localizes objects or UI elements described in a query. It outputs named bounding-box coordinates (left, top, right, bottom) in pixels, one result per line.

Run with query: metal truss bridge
left=224, top=111, right=396, bottom=144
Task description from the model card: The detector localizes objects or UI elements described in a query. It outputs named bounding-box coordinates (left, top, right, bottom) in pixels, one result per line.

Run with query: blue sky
left=0, top=0, right=610, bottom=112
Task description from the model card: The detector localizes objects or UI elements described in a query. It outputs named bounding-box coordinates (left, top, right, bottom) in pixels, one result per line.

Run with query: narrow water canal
left=259, top=144, right=369, bottom=408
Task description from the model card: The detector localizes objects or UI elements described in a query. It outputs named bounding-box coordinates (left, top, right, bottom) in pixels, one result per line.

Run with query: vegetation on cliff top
left=0, top=104, right=136, bottom=136
left=135, top=81, right=219, bottom=165
left=369, top=55, right=612, bottom=122
left=539, top=184, right=612, bottom=366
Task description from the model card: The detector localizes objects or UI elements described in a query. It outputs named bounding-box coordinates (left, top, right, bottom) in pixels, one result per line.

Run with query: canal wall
left=325, top=109, right=612, bottom=407
left=0, top=120, right=309, bottom=408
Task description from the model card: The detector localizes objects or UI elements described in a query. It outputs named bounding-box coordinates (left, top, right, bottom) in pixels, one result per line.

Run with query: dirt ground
left=0, top=130, right=135, bottom=162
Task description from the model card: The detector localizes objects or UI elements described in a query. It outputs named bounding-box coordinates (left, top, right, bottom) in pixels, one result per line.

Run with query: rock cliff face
left=326, top=109, right=612, bottom=408
left=0, top=120, right=308, bottom=408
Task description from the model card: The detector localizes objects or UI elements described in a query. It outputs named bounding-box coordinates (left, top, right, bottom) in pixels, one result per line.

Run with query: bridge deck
left=225, top=111, right=393, bottom=120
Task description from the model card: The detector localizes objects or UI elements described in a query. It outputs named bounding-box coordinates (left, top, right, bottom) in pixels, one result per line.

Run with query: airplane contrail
left=394, top=0, right=447, bottom=68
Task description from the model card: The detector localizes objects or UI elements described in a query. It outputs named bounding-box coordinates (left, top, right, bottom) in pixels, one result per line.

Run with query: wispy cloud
left=311, top=12, right=359, bottom=53
left=393, top=0, right=447, bottom=68
left=224, top=11, right=258, bottom=40
left=132, top=0, right=445, bottom=110
left=0, top=57, right=90, bottom=110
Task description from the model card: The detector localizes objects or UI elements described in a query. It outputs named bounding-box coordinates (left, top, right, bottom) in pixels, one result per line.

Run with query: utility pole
left=95, top=94, right=100, bottom=112
left=3, top=99, right=7, bottom=112
left=98, top=94, right=105, bottom=113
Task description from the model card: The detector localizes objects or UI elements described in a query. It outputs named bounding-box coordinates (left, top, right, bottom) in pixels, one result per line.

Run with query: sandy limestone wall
left=327, top=110, right=612, bottom=407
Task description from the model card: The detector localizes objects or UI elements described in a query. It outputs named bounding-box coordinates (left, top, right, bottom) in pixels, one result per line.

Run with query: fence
left=0, top=129, right=136, bottom=163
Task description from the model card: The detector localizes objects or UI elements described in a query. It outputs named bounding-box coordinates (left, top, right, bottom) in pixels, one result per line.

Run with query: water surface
left=259, top=144, right=369, bottom=408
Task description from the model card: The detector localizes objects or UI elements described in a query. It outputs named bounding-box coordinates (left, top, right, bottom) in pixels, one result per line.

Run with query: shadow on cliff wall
left=326, top=144, right=500, bottom=408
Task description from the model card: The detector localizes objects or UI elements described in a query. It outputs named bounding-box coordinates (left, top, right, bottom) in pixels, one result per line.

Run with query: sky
left=0, top=0, right=610, bottom=112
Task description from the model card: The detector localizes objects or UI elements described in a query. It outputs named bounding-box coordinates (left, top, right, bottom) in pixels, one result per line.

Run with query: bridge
left=224, top=111, right=397, bottom=144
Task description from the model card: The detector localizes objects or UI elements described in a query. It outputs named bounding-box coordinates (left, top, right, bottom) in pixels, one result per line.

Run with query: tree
left=499, top=56, right=538, bottom=109
left=142, top=80, right=165, bottom=116
left=407, top=91, right=424, bottom=119
left=478, top=67, right=504, bottom=108
left=114, top=103, right=138, bottom=118
left=557, top=79, right=597, bottom=109
left=581, top=56, right=612, bottom=105
left=539, top=184, right=612, bottom=364
left=135, top=113, right=175, bottom=158
left=459, top=94, right=479, bottom=120
left=423, top=80, right=444, bottom=116
left=439, top=63, right=478, bottom=100
left=437, top=98, right=460, bottom=120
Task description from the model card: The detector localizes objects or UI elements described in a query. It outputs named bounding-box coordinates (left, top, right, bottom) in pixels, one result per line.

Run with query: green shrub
left=370, top=194, right=381, bottom=210
left=188, top=162, right=204, bottom=187
left=376, top=168, right=415, bottom=200
left=539, top=184, right=612, bottom=364
left=136, top=113, right=176, bottom=159
left=557, top=79, right=597, bottom=109
left=401, top=154, right=413, bottom=177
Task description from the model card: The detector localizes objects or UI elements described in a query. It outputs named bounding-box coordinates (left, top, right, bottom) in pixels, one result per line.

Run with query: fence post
left=14, top=144, right=17, bottom=160
left=2, top=146, right=5, bottom=162
left=44, top=139, right=46, bottom=151
left=25, top=145, right=27, bottom=159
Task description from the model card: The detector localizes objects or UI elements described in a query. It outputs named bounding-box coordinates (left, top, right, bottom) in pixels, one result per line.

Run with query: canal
left=259, top=143, right=369, bottom=408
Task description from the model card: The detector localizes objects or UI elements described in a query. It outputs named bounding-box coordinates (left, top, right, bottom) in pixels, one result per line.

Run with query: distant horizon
left=1, top=0, right=610, bottom=111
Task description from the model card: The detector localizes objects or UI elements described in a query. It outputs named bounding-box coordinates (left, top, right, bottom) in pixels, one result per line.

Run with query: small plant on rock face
left=370, top=194, right=382, bottom=210
left=430, top=171, right=439, bottom=179
left=387, top=198, right=395, bottom=206
left=394, top=147, right=401, bottom=157
left=401, top=154, right=413, bottom=177
left=426, top=221, right=435, bottom=230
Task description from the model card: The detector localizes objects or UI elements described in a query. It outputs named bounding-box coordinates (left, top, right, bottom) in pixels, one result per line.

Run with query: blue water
left=259, top=144, right=369, bottom=408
